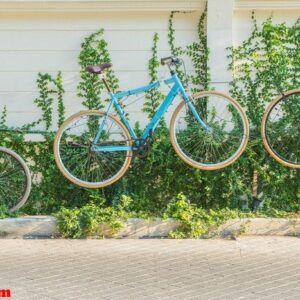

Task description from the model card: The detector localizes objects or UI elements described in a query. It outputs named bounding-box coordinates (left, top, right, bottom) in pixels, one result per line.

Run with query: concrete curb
left=0, top=216, right=57, bottom=239
left=0, top=216, right=300, bottom=239
left=218, top=218, right=300, bottom=237
left=117, top=218, right=179, bottom=238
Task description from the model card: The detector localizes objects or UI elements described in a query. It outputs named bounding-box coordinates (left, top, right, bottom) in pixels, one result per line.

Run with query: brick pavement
left=0, top=237, right=300, bottom=299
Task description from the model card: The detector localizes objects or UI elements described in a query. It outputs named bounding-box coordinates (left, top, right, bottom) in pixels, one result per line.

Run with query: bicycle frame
left=92, top=73, right=208, bottom=152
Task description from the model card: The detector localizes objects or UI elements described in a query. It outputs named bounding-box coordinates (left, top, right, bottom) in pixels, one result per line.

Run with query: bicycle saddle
left=86, top=63, right=112, bottom=74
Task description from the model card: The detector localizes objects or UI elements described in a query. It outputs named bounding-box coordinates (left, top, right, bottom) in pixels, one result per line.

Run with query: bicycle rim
left=262, top=90, right=300, bottom=168
left=0, top=147, right=31, bottom=212
left=170, top=91, right=249, bottom=170
left=54, top=110, right=133, bottom=188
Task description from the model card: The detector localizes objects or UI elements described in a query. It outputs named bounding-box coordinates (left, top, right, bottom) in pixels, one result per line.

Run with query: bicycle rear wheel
left=170, top=91, right=249, bottom=170
left=0, top=147, right=31, bottom=212
left=54, top=110, right=133, bottom=188
left=261, top=89, right=300, bottom=168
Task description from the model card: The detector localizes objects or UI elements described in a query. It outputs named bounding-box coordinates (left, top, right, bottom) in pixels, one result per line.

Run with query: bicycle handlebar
left=161, top=56, right=181, bottom=66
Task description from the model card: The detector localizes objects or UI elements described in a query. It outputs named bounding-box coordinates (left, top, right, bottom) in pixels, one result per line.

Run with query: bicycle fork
left=184, top=97, right=210, bottom=132
left=176, top=76, right=210, bottom=132
left=91, top=99, right=132, bottom=153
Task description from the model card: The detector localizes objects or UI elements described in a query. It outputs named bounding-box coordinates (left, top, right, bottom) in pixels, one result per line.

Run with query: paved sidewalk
left=0, top=237, right=300, bottom=300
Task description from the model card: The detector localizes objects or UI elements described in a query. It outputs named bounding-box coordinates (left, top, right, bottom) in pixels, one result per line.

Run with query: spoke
left=0, top=152, right=26, bottom=210
left=58, top=112, right=131, bottom=185
left=174, top=95, right=245, bottom=166
left=265, top=93, right=300, bottom=165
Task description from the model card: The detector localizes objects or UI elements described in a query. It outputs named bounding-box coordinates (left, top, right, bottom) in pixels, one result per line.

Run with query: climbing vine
left=168, top=11, right=185, bottom=81
left=168, top=7, right=210, bottom=91
left=78, top=29, right=120, bottom=110
left=33, top=72, right=65, bottom=130
left=1, top=9, right=299, bottom=221
left=228, top=13, right=300, bottom=211
left=56, top=72, right=65, bottom=127
left=187, top=5, right=210, bottom=92
left=0, top=106, right=7, bottom=128
left=143, top=32, right=165, bottom=119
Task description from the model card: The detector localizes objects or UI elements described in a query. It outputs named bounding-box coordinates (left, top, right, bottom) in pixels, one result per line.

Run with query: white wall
left=0, top=11, right=201, bottom=130
left=207, top=1, right=300, bottom=93
left=233, top=10, right=300, bottom=46
left=0, top=0, right=300, bottom=131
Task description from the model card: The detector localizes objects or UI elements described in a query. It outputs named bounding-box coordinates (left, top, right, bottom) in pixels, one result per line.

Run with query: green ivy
left=143, top=32, right=165, bottom=120
left=55, top=192, right=298, bottom=239
left=0, top=72, right=95, bottom=215
left=36, top=72, right=65, bottom=130
left=78, top=29, right=120, bottom=110
left=0, top=106, right=7, bottom=128
left=168, top=8, right=210, bottom=90
left=1, top=9, right=299, bottom=228
left=228, top=13, right=300, bottom=211
left=55, top=194, right=136, bottom=238
left=163, top=193, right=254, bottom=238
left=56, top=72, right=65, bottom=127
left=187, top=4, right=210, bottom=92
left=168, top=11, right=185, bottom=81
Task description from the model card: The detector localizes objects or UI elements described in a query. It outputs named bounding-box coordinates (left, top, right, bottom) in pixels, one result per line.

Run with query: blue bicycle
left=54, top=57, right=249, bottom=188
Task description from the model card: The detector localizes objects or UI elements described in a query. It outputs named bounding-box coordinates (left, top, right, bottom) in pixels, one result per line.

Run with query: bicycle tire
left=0, top=147, right=31, bottom=212
left=54, top=110, right=133, bottom=188
left=170, top=91, right=249, bottom=170
left=261, top=88, right=300, bottom=168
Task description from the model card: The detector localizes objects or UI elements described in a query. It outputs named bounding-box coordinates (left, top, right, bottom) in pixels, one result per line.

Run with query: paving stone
left=0, top=237, right=300, bottom=299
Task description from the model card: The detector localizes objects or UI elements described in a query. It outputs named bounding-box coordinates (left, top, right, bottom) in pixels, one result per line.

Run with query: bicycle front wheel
left=54, top=110, right=133, bottom=188
left=262, top=89, right=300, bottom=168
left=170, top=91, right=249, bottom=170
left=0, top=147, right=31, bottom=212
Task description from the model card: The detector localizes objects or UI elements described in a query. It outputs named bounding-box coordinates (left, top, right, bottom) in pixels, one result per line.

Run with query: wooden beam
left=235, top=0, right=300, bottom=10
left=0, top=0, right=206, bottom=12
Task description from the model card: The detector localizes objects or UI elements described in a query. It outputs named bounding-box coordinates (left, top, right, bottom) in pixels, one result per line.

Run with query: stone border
left=118, top=218, right=179, bottom=238
left=0, top=216, right=57, bottom=239
left=218, top=218, right=300, bottom=238
left=0, top=216, right=300, bottom=239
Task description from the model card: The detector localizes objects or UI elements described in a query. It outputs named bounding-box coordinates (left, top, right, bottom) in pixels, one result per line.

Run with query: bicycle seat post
left=100, top=74, right=112, bottom=93
left=86, top=63, right=113, bottom=93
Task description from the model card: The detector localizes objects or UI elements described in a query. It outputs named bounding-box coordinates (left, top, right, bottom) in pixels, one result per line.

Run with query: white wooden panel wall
left=208, top=3, right=300, bottom=93
left=0, top=11, right=201, bottom=130
left=1, top=2, right=300, bottom=132
left=233, top=10, right=300, bottom=46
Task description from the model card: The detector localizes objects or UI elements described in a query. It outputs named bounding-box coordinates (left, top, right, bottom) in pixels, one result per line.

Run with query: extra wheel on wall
left=53, top=110, right=133, bottom=188
left=170, top=91, right=249, bottom=170
left=0, top=147, right=31, bottom=212
left=261, top=89, right=300, bottom=169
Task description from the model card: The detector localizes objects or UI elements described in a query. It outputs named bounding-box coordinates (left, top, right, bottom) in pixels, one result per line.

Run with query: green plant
left=228, top=13, right=300, bottom=211
left=168, top=8, right=210, bottom=91
left=186, top=5, right=210, bottom=93
left=110, top=9, right=219, bottom=213
left=164, top=193, right=254, bottom=238
left=168, top=11, right=186, bottom=81
left=55, top=194, right=136, bottom=238
left=0, top=203, right=20, bottom=219
left=1, top=9, right=299, bottom=234
left=78, top=29, right=120, bottom=110
left=143, top=32, right=165, bottom=120
left=32, top=72, right=65, bottom=130
left=55, top=190, right=300, bottom=239
left=0, top=106, right=7, bottom=128
left=0, top=72, right=95, bottom=215
left=56, top=72, right=65, bottom=127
